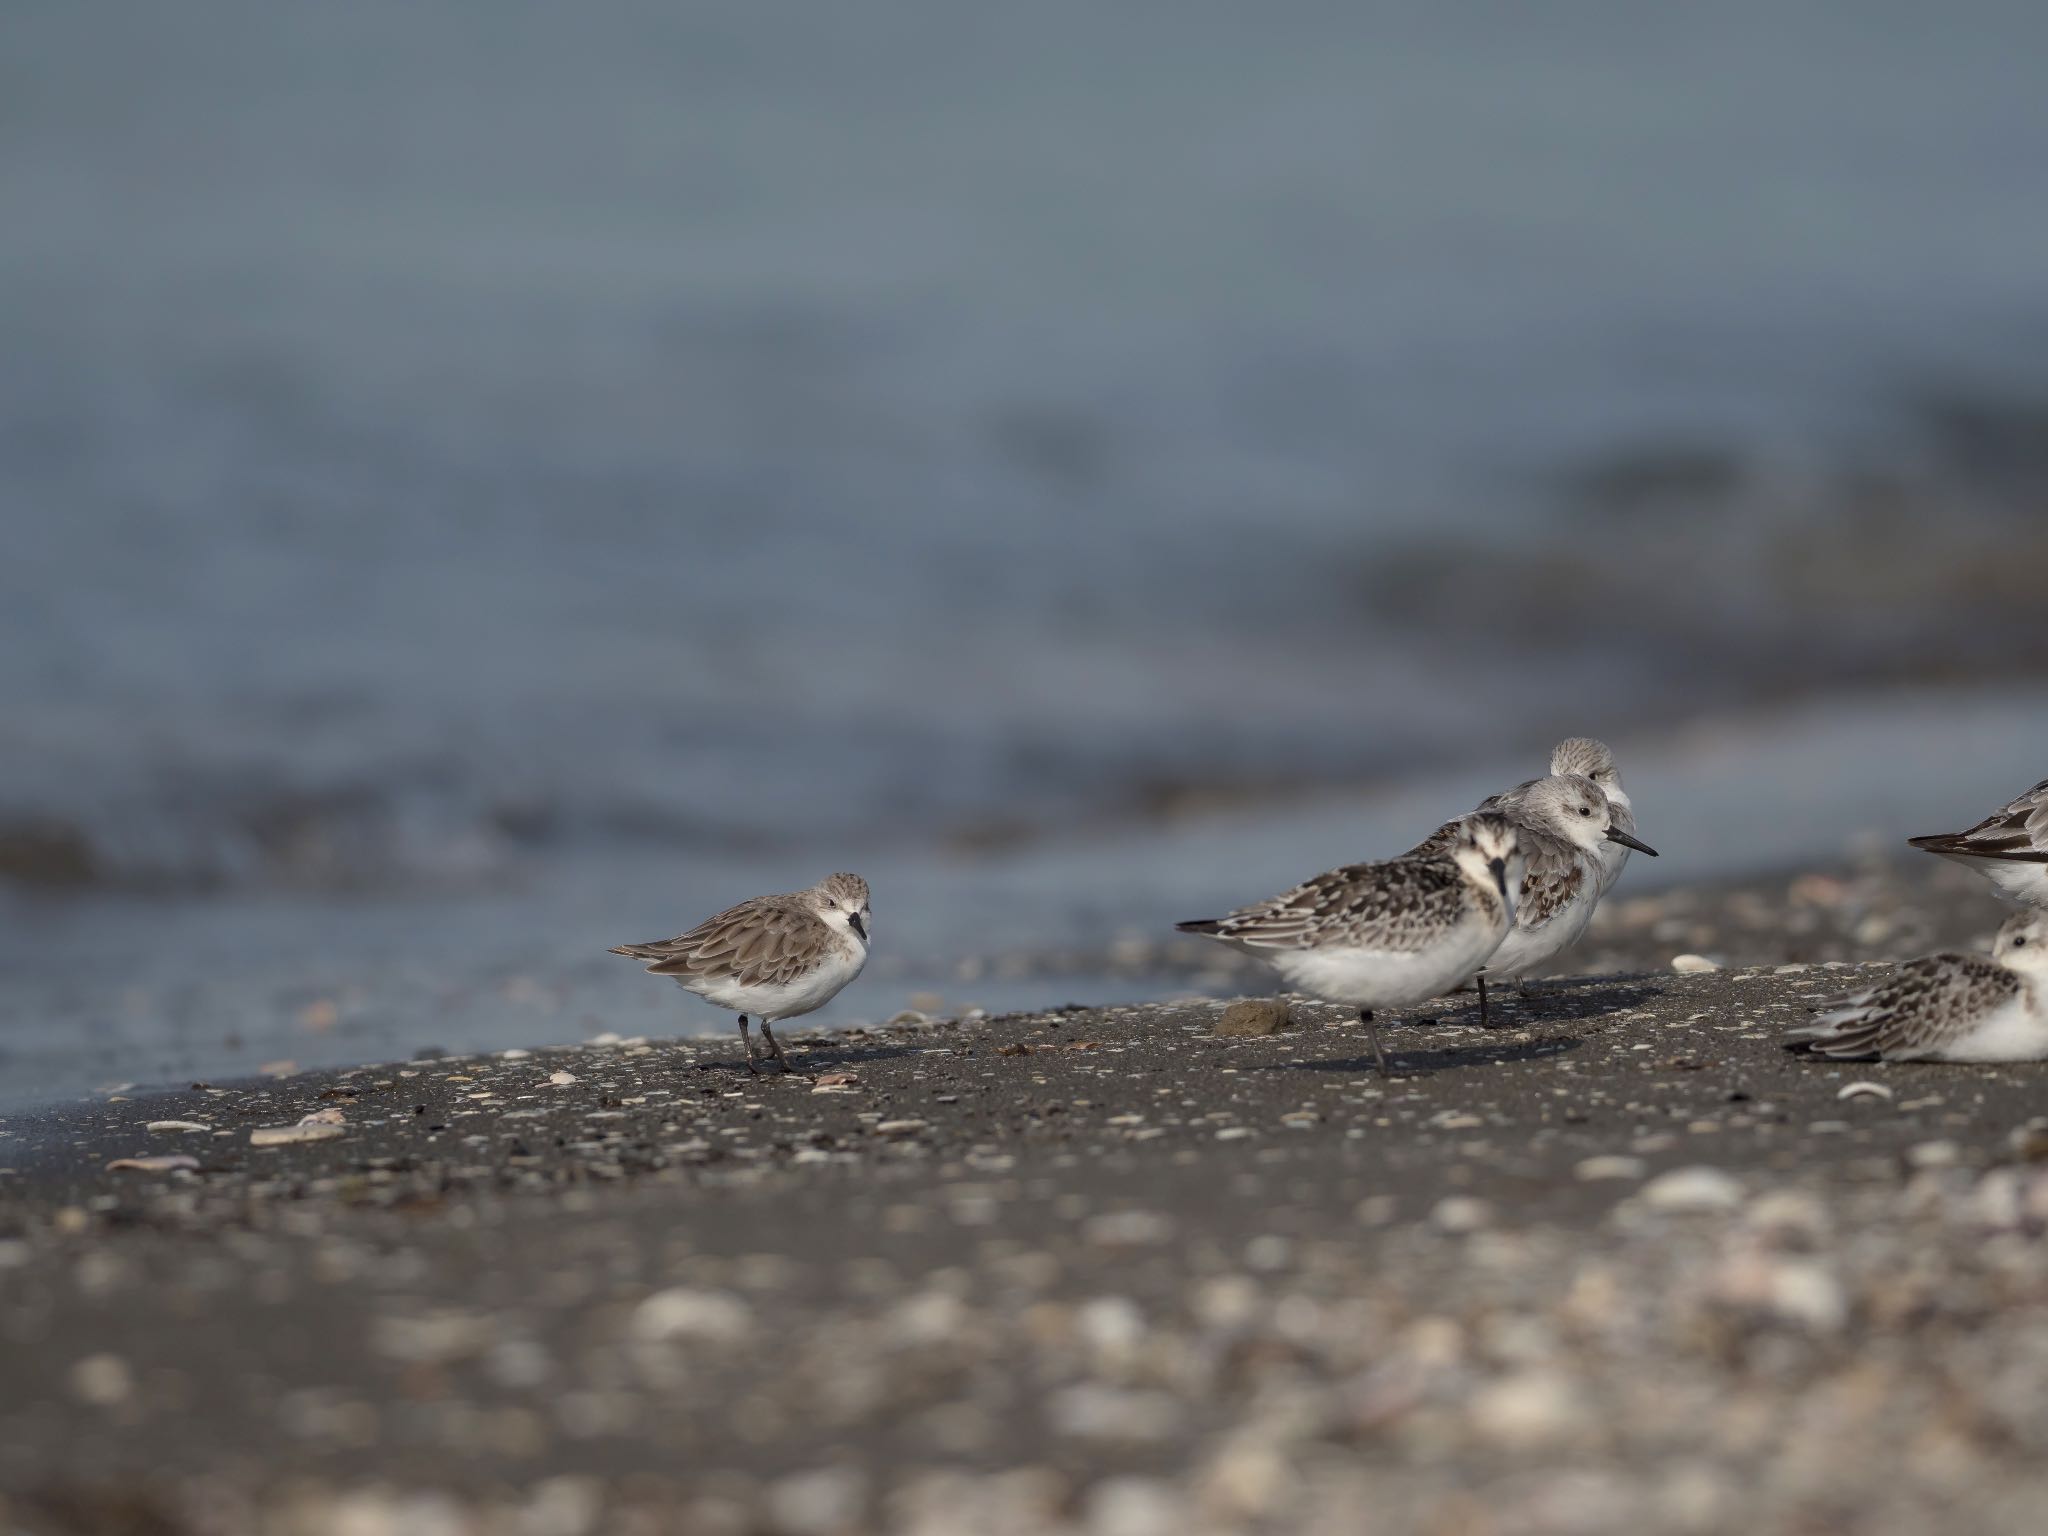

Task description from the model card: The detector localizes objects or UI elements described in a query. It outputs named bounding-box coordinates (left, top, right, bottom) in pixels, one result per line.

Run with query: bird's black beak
left=848, top=911, right=867, bottom=941
left=1488, top=856, right=1508, bottom=894
left=1606, top=828, right=1658, bottom=856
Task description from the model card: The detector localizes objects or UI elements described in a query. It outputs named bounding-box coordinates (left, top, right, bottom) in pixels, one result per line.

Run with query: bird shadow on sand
left=715, top=1042, right=926, bottom=1077
left=1274, top=1032, right=1585, bottom=1078
left=1442, top=975, right=1669, bottom=1027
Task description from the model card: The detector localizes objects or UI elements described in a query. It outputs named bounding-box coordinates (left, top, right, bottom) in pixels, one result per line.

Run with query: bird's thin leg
left=760, top=1020, right=795, bottom=1073
left=1362, top=1009, right=1390, bottom=1078
left=1477, top=974, right=1489, bottom=1027
left=738, top=1015, right=761, bottom=1073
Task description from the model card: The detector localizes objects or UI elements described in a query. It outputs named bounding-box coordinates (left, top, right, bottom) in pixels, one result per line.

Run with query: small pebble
left=251, top=1109, right=347, bottom=1147
left=1469, top=1370, right=1593, bottom=1451
left=2007, top=1123, right=2048, bottom=1162
left=105, top=1155, right=200, bottom=1173
left=1214, top=999, right=1292, bottom=1038
left=631, top=1288, right=752, bottom=1342
left=69, top=1354, right=134, bottom=1407
left=1575, top=1155, right=1647, bottom=1182
left=1431, top=1196, right=1494, bottom=1233
left=1907, top=1140, right=1961, bottom=1169
left=1671, top=954, right=1721, bottom=974
left=1638, top=1166, right=1743, bottom=1213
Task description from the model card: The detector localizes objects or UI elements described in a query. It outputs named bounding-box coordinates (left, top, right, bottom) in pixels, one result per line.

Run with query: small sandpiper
left=1481, top=738, right=1640, bottom=898
left=1908, top=778, right=2048, bottom=909
left=1175, top=813, right=1525, bottom=1076
left=609, top=873, right=871, bottom=1073
left=1788, top=910, right=2048, bottom=1062
left=1415, top=774, right=1657, bottom=1021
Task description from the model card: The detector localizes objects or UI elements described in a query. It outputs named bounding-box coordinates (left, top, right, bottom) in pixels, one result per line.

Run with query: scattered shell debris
left=105, top=1155, right=200, bottom=1173
left=250, top=1108, right=347, bottom=1147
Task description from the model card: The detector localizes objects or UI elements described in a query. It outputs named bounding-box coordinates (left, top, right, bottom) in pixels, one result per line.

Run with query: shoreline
left=0, top=850, right=2012, bottom=1120
left=4, top=945, right=2048, bottom=1533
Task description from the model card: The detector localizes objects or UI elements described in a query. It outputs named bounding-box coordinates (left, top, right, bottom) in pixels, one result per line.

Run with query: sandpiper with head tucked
left=1788, top=910, right=2048, bottom=1062
left=610, top=873, right=871, bottom=1073
left=1175, top=813, right=1525, bottom=1076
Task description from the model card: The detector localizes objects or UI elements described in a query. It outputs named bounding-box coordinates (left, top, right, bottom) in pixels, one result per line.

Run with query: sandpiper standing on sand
left=1416, top=774, right=1657, bottom=1021
left=1175, top=813, right=1525, bottom=1077
left=610, top=873, right=871, bottom=1073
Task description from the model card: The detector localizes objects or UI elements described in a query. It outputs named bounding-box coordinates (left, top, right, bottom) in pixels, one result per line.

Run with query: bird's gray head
left=1449, top=811, right=1525, bottom=904
left=1521, top=774, right=1658, bottom=859
left=1550, top=737, right=1624, bottom=798
left=810, top=873, right=872, bottom=942
left=1993, top=909, right=2048, bottom=974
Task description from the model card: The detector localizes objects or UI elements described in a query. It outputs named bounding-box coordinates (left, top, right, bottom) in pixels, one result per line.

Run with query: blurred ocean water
left=6, top=2, right=2048, bottom=1101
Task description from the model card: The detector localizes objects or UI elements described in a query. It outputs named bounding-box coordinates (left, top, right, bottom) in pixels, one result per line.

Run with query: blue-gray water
left=6, top=2, right=2048, bottom=1106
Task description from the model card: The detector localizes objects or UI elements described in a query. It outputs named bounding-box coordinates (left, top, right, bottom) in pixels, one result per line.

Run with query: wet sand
left=4, top=870, right=2048, bottom=1535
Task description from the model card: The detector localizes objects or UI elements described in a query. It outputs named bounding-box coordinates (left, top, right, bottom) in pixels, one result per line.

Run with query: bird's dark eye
left=2016, top=937, right=2028, bottom=947
left=1578, top=806, right=1592, bottom=816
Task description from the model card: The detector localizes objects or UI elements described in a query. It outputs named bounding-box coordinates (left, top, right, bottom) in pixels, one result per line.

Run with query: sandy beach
left=12, top=8, right=2048, bottom=1532
left=4, top=862, right=2047, bottom=1535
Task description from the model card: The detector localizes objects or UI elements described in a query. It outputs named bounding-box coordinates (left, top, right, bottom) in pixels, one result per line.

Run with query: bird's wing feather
left=1192, top=857, right=1464, bottom=953
left=1788, top=954, right=2021, bottom=1058
left=1910, top=778, right=2048, bottom=861
left=611, top=895, right=833, bottom=987
left=1512, top=828, right=1588, bottom=931
left=1479, top=776, right=1542, bottom=815
left=1407, top=779, right=1543, bottom=859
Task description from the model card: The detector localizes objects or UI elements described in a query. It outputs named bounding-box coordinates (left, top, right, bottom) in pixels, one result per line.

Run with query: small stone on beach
left=631, top=1288, right=752, bottom=1342
left=1575, top=1155, right=1647, bottom=1182
left=105, top=1154, right=200, bottom=1173
left=1638, top=1166, right=1743, bottom=1212
left=250, top=1108, right=347, bottom=1147
left=1215, top=1000, right=1292, bottom=1037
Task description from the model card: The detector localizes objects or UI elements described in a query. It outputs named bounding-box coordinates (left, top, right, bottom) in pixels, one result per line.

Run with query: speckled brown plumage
left=611, top=883, right=863, bottom=989
left=1177, top=854, right=1503, bottom=953
left=1794, top=954, right=2021, bottom=1059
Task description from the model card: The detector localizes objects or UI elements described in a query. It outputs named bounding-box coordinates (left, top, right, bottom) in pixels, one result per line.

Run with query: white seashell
left=145, top=1120, right=211, bottom=1134
left=1837, top=1081, right=1893, bottom=1102
left=1574, top=1155, right=1647, bottom=1182
left=105, top=1155, right=200, bottom=1173
left=1638, top=1166, right=1743, bottom=1212
left=250, top=1108, right=346, bottom=1147
left=632, top=1288, right=752, bottom=1342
